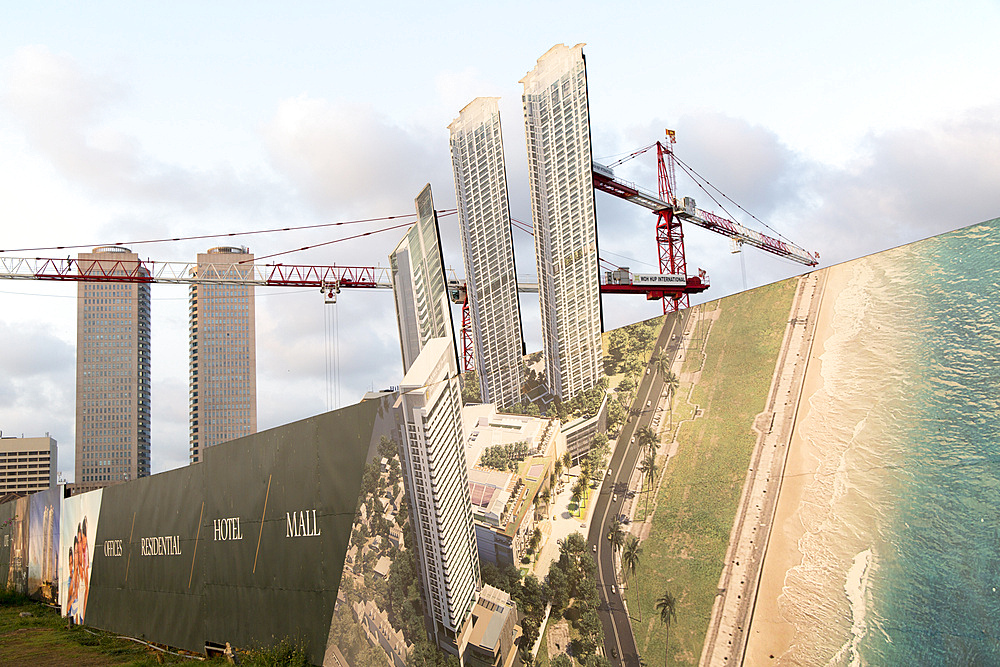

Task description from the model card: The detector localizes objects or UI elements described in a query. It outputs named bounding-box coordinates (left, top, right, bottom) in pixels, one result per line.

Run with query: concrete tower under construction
left=448, top=97, right=525, bottom=409
left=521, top=43, right=602, bottom=400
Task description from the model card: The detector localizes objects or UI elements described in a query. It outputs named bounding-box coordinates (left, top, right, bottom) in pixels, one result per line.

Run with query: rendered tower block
left=449, top=97, right=526, bottom=408
left=521, top=43, right=602, bottom=400
left=395, top=337, right=481, bottom=655
left=390, top=184, right=456, bottom=374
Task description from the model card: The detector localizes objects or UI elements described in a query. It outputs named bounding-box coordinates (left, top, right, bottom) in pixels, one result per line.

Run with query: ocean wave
left=828, top=548, right=875, bottom=667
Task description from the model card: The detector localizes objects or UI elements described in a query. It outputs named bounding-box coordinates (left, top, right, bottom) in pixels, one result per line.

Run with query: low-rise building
left=463, top=406, right=560, bottom=567
left=464, top=584, right=520, bottom=667
left=354, top=599, right=413, bottom=667
left=0, top=435, right=57, bottom=495
left=560, top=393, right=608, bottom=466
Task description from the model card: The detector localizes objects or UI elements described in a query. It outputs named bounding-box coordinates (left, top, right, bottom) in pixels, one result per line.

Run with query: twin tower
left=449, top=43, right=602, bottom=407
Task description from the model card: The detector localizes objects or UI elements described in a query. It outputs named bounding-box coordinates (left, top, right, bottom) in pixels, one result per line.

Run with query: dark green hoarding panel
left=0, top=396, right=387, bottom=663
left=87, top=462, right=205, bottom=653
left=201, top=399, right=380, bottom=662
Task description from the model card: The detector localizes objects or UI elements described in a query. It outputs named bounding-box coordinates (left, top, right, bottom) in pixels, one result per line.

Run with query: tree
left=551, top=655, right=574, bottom=667
left=637, top=426, right=659, bottom=459
left=562, top=451, right=572, bottom=470
left=643, top=453, right=659, bottom=516
left=460, top=369, right=481, bottom=404
left=655, top=588, right=678, bottom=667
left=663, top=370, right=679, bottom=427
left=610, top=523, right=626, bottom=564
left=621, top=535, right=643, bottom=621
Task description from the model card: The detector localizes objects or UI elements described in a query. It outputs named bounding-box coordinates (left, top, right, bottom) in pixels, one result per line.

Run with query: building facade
left=390, top=184, right=455, bottom=374
left=74, top=246, right=151, bottom=491
left=521, top=43, right=603, bottom=400
left=448, top=97, right=525, bottom=409
left=396, top=338, right=481, bottom=655
left=0, top=435, right=57, bottom=495
left=188, top=246, right=257, bottom=463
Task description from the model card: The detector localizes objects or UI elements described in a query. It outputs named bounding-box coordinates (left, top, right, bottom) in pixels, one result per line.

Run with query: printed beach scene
left=745, top=218, right=1000, bottom=665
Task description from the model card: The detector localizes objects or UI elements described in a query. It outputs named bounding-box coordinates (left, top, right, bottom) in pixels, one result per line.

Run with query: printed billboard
left=27, top=486, right=60, bottom=602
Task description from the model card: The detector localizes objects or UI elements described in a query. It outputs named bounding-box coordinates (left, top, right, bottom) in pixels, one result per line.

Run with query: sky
left=1, top=1, right=999, bottom=480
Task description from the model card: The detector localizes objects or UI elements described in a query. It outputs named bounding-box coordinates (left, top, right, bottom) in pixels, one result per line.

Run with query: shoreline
left=742, top=262, right=850, bottom=665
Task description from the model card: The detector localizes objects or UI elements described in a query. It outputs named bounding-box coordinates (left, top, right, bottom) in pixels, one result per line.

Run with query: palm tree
left=621, top=535, right=643, bottom=621
left=663, top=371, right=679, bottom=429
left=610, top=522, right=626, bottom=564
left=654, top=353, right=670, bottom=376
left=655, top=588, right=678, bottom=667
left=637, top=426, right=660, bottom=459
left=643, top=453, right=659, bottom=516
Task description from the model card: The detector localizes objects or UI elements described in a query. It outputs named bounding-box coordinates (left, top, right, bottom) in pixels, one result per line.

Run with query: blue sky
left=2, top=1, right=999, bottom=478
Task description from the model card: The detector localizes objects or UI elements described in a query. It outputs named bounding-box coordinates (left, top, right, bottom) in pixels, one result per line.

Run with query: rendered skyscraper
left=521, top=43, right=603, bottom=400
left=396, top=337, right=481, bottom=655
left=74, top=246, right=151, bottom=491
left=390, top=186, right=481, bottom=656
left=449, top=97, right=526, bottom=409
left=188, top=246, right=257, bottom=464
left=390, top=184, right=455, bottom=374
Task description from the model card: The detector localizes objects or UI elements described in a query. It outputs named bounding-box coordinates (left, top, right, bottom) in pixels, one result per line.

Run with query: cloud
left=801, top=104, right=1000, bottom=263
left=2, top=45, right=290, bottom=220
left=262, top=95, right=452, bottom=217
left=0, top=321, right=75, bottom=472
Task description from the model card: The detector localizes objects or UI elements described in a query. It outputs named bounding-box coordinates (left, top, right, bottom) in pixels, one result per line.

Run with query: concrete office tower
left=188, top=246, right=257, bottom=464
left=0, top=435, right=57, bottom=494
left=521, top=43, right=602, bottom=400
left=449, top=97, right=525, bottom=409
left=396, top=337, right=481, bottom=656
left=390, top=184, right=455, bottom=374
left=74, top=246, right=151, bottom=492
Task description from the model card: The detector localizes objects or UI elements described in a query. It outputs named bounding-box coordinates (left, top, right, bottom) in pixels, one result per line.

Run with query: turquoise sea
left=779, top=218, right=1000, bottom=665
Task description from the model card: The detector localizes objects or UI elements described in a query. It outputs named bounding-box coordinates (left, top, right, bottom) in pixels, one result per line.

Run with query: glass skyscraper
left=74, top=246, right=151, bottom=491
left=188, top=246, right=257, bottom=464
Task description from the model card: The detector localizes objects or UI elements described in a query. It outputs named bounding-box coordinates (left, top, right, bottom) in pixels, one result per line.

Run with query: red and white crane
left=592, top=129, right=819, bottom=312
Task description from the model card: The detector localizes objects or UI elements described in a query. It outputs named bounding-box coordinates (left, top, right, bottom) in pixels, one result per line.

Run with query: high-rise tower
left=390, top=184, right=455, bottom=374
left=397, top=337, right=481, bottom=655
left=188, top=246, right=257, bottom=464
left=74, top=246, right=151, bottom=491
left=390, top=187, right=481, bottom=656
left=448, top=97, right=525, bottom=409
left=521, top=43, right=602, bottom=400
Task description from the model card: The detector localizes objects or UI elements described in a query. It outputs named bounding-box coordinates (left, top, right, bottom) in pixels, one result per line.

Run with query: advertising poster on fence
left=28, top=486, right=61, bottom=602
left=59, top=489, right=102, bottom=625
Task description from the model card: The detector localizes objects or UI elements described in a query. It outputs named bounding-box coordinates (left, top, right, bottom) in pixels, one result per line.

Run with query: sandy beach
left=742, top=263, right=851, bottom=665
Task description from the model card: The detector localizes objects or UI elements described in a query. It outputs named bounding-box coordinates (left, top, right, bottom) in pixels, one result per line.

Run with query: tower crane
left=592, top=130, right=819, bottom=312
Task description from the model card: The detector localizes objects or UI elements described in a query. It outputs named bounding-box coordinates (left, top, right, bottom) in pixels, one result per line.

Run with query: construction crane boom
left=592, top=162, right=817, bottom=267
left=0, top=256, right=394, bottom=289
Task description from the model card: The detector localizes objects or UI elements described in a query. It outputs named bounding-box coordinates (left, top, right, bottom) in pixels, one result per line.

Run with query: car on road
left=611, top=585, right=616, bottom=595
left=646, top=400, right=651, bottom=407
left=593, top=544, right=597, bottom=552
left=611, top=647, right=619, bottom=659
left=612, top=493, right=617, bottom=502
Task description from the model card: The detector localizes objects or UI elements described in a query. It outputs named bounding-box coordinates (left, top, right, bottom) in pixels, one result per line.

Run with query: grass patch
left=0, top=593, right=224, bottom=666
left=629, top=280, right=797, bottom=665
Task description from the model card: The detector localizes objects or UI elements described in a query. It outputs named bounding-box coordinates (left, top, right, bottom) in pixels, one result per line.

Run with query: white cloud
left=262, top=95, right=451, bottom=216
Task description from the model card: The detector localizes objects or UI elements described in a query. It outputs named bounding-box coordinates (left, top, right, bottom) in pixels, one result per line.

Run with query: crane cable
left=671, top=155, right=797, bottom=246
left=324, top=297, right=341, bottom=411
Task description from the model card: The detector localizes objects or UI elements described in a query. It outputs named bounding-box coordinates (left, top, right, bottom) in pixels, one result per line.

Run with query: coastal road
left=591, top=308, right=691, bottom=666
